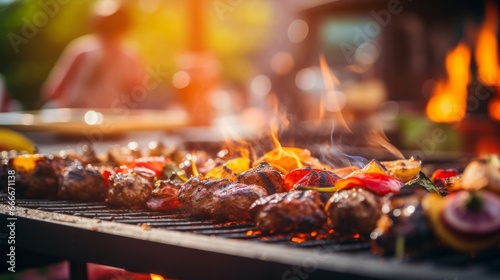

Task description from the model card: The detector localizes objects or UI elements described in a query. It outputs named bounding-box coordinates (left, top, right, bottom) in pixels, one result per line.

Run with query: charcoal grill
left=1, top=196, right=499, bottom=280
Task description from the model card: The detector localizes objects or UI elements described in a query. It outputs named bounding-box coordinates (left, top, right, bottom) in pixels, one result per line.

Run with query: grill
left=1, top=196, right=500, bottom=280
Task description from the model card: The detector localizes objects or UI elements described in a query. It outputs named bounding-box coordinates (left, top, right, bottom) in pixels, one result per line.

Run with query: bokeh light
left=287, top=19, right=309, bottom=43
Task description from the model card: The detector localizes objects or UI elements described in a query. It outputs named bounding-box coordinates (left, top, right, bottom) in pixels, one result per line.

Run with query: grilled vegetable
left=381, top=157, right=421, bottom=182
left=405, top=171, right=444, bottom=196
left=431, top=169, right=459, bottom=184
left=205, top=157, right=252, bottom=181
left=255, top=147, right=324, bottom=174
left=455, top=155, right=500, bottom=193
left=298, top=173, right=403, bottom=196
left=284, top=167, right=340, bottom=191
left=336, top=173, right=404, bottom=196
left=0, top=128, right=36, bottom=154
left=350, top=159, right=387, bottom=176
left=423, top=191, right=500, bottom=252
left=130, top=156, right=169, bottom=177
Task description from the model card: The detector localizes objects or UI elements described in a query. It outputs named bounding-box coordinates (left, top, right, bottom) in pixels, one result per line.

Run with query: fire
left=489, top=98, right=500, bottom=121
left=476, top=0, right=500, bottom=123
left=190, top=151, right=199, bottom=177
left=254, top=94, right=312, bottom=174
left=259, top=126, right=305, bottom=174
left=318, top=54, right=404, bottom=161
left=319, top=54, right=351, bottom=132
left=476, top=0, right=499, bottom=85
left=426, top=42, right=471, bottom=123
left=150, top=273, right=165, bottom=280
left=428, top=1, right=500, bottom=123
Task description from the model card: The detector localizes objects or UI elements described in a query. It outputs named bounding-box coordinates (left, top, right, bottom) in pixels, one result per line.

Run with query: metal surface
left=1, top=198, right=500, bottom=280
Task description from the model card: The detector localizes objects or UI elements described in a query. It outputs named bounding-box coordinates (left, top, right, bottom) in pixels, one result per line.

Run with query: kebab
left=3, top=141, right=500, bottom=254
left=372, top=155, right=500, bottom=254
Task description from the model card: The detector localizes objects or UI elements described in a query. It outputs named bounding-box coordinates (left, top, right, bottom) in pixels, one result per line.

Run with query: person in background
left=42, top=0, right=144, bottom=109
left=0, top=74, right=22, bottom=112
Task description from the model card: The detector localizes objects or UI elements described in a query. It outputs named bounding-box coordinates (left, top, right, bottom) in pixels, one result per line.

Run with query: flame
left=476, top=0, right=499, bottom=85
left=262, top=124, right=305, bottom=174
left=426, top=42, right=471, bottom=123
left=150, top=274, right=165, bottom=280
left=255, top=94, right=308, bottom=174
left=190, top=151, right=199, bottom=177
left=475, top=0, right=500, bottom=123
left=489, top=98, right=500, bottom=121
left=319, top=54, right=351, bottom=132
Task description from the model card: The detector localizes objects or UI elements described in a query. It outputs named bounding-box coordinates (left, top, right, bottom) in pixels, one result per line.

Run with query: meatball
left=325, top=188, right=382, bottom=238
left=107, top=172, right=154, bottom=207
left=9, top=155, right=59, bottom=199
left=58, top=165, right=107, bottom=201
left=250, top=190, right=326, bottom=233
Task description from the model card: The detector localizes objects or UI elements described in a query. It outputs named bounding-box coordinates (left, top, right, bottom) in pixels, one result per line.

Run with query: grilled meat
left=8, top=155, right=60, bottom=199
left=249, top=190, right=326, bottom=233
left=58, top=165, right=107, bottom=201
left=178, top=177, right=231, bottom=212
left=237, top=161, right=285, bottom=194
left=178, top=176, right=268, bottom=221
left=107, top=172, right=154, bottom=207
left=146, top=180, right=181, bottom=211
left=325, top=188, right=382, bottom=238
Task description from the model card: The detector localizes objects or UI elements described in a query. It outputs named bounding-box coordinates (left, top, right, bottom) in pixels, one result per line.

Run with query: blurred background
left=0, top=0, right=499, bottom=157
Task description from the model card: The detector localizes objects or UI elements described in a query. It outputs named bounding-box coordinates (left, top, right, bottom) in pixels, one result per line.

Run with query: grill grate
left=1, top=196, right=371, bottom=250
left=2, top=195, right=500, bottom=279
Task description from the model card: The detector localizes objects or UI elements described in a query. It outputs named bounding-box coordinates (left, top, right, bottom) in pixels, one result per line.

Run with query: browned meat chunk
left=146, top=180, right=181, bottom=211
left=178, top=177, right=231, bottom=212
left=8, top=155, right=59, bottom=199
left=178, top=176, right=268, bottom=221
left=107, top=172, right=154, bottom=207
left=250, top=190, right=326, bottom=233
left=237, top=162, right=285, bottom=194
left=58, top=165, right=107, bottom=201
left=325, top=188, right=382, bottom=238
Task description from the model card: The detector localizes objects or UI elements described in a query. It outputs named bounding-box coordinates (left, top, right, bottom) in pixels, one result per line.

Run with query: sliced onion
left=441, top=190, right=500, bottom=236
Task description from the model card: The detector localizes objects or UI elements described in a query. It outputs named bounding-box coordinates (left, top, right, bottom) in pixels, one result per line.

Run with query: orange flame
left=150, top=273, right=165, bottom=280
left=476, top=0, right=499, bottom=85
left=190, top=151, right=199, bottom=177
left=426, top=42, right=471, bottom=123
left=319, top=54, right=352, bottom=132
left=254, top=96, right=314, bottom=174
left=489, top=98, right=500, bottom=121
